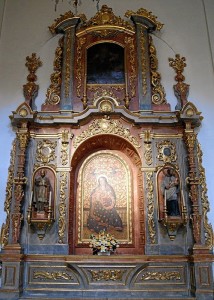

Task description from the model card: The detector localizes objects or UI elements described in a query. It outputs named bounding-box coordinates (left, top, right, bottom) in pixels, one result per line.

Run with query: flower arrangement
left=89, top=230, right=119, bottom=255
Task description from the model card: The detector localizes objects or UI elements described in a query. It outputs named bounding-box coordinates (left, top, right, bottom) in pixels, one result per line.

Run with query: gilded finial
left=169, top=54, right=189, bottom=109
left=23, top=53, right=42, bottom=108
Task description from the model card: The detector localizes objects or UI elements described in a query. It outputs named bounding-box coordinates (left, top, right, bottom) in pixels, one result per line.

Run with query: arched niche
left=69, top=134, right=145, bottom=255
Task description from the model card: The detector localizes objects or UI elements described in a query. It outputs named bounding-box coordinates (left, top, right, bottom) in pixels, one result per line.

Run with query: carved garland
left=146, top=172, right=156, bottom=244
left=0, top=140, right=16, bottom=247
left=58, top=172, right=68, bottom=243
left=73, top=118, right=141, bottom=149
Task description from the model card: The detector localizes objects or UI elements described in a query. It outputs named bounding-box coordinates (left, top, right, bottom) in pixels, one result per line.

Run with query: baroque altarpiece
left=0, top=5, right=213, bottom=300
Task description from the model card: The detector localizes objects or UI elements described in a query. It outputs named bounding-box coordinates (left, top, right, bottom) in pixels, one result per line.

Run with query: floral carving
left=73, top=117, right=141, bottom=149
left=90, top=269, right=125, bottom=281
left=34, top=270, right=73, bottom=281
left=141, top=271, right=181, bottom=281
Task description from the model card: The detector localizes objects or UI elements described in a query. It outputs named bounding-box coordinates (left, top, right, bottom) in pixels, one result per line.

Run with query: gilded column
left=11, top=122, right=29, bottom=245
left=125, top=9, right=163, bottom=110
left=184, top=124, right=202, bottom=246
left=50, top=14, right=81, bottom=110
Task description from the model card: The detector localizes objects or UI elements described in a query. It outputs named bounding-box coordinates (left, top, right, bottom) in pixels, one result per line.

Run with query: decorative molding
left=36, top=140, right=57, bottom=164
left=146, top=171, right=156, bottom=244
left=73, top=117, right=141, bottom=149
left=58, top=172, right=68, bottom=243
left=149, top=36, right=167, bottom=105
left=141, top=271, right=181, bottom=281
left=125, top=8, right=164, bottom=31
left=45, top=37, right=63, bottom=106
left=33, top=270, right=73, bottom=281
left=82, top=5, right=134, bottom=31
left=89, top=269, right=125, bottom=281
left=197, top=142, right=213, bottom=249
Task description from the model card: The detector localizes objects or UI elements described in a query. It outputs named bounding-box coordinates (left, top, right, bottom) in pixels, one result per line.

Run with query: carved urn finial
left=169, top=54, right=189, bottom=110
left=23, top=53, right=42, bottom=109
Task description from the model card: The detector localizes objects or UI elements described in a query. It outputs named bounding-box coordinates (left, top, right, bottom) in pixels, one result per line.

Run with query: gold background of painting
left=77, top=150, right=132, bottom=244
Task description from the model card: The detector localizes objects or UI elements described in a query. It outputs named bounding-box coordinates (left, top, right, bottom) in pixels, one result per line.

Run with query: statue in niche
left=33, top=169, right=51, bottom=213
left=87, top=43, right=125, bottom=84
left=160, top=168, right=180, bottom=217
left=87, top=176, right=123, bottom=233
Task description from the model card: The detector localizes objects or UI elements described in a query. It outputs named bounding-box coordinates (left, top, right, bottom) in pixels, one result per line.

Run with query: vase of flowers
left=89, top=230, right=119, bottom=255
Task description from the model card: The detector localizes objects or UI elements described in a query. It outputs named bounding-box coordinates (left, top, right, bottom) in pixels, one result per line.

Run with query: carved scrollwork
left=82, top=5, right=134, bottom=31
left=149, top=36, right=167, bottom=105
left=197, top=143, right=213, bottom=249
left=0, top=140, right=16, bottom=247
left=58, top=172, right=68, bottom=243
left=146, top=172, right=156, bottom=244
left=49, top=11, right=86, bottom=34
left=73, top=117, right=141, bottom=149
left=36, top=140, right=57, bottom=164
left=125, top=8, right=164, bottom=31
left=141, top=271, right=181, bottom=281
left=45, top=37, right=63, bottom=105
left=33, top=270, right=73, bottom=281
left=156, top=140, right=177, bottom=163
left=89, top=269, right=125, bottom=281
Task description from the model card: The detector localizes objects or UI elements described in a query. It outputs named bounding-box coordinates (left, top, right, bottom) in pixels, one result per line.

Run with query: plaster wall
left=0, top=0, right=213, bottom=234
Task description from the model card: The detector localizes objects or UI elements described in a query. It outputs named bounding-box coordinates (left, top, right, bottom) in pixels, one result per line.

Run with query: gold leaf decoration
left=73, top=117, right=141, bottom=149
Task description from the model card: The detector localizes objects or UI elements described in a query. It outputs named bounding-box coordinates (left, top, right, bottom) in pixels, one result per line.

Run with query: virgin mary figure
left=87, top=176, right=123, bottom=233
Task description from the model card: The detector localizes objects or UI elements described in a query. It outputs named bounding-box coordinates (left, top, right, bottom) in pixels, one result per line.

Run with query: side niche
left=157, top=165, right=187, bottom=240
left=27, top=167, right=56, bottom=239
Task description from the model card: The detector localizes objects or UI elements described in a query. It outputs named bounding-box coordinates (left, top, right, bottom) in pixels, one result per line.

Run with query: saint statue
left=87, top=176, right=123, bottom=233
left=33, top=169, right=51, bottom=213
left=161, top=168, right=180, bottom=216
